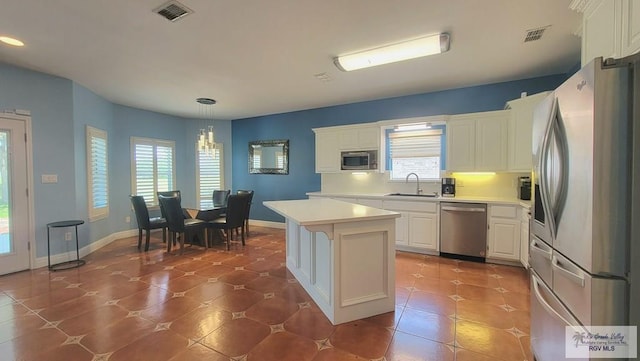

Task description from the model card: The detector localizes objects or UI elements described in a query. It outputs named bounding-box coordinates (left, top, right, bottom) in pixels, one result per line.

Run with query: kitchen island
left=263, top=198, right=400, bottom=325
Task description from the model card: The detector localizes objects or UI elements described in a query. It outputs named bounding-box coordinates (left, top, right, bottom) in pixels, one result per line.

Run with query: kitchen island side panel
left=284, top=218, right=395, bottom=324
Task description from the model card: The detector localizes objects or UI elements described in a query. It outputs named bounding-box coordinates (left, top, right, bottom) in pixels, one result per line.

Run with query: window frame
left=195, top=143, right=225, bottom=209
left=86, top=125, right=109, bottom=222
left=130, top=136, right=176, bottom=207
left=379, top=116, right=447, bottom=183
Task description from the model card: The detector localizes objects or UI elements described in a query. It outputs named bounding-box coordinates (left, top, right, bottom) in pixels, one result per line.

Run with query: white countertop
left=263, top=198, right=400, bottom=226
left=306, top=191, right=532, bottom=208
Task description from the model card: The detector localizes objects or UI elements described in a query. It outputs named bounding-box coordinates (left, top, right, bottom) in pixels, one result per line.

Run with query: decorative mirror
left=249, top=139, right=289, bottom=174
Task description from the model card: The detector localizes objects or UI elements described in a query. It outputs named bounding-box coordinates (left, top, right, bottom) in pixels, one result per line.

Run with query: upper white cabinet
left=313, top=124, right=380, bottom=173
left=338, top=126, right=380, bottom=150
left=577, top=0, right=640, bottom=66
left=505, top=92, right=551, bottom=172
left=621, top=0, right=640, bottom=56
left=447, top=110, right=509, bottom=172
left=314, top=130, right=340, bottom=173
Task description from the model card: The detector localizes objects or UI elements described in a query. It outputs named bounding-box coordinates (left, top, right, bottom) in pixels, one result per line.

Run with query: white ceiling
left=0, top=0, right=581, bottom=120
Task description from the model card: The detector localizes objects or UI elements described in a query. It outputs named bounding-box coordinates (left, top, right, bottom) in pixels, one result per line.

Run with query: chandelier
left=196, top=97, right=217, bottom=158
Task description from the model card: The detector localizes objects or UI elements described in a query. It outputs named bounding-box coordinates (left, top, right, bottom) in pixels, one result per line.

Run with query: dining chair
left=213, top=189, right=230, bottom=208
left=208, top=194, right=249, bottom=250
left=129, top=195, right=167, bottom=251
left=157, top=190, right=193, bottom=221
left=236, top=189, right=254, bottom=236
left=158, top=195, right=207, bottom=254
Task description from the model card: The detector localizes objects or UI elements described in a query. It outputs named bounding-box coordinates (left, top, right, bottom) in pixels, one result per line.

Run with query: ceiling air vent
left=524, top=26, right=551, bottom=42
left=154, top=1, right=193, bottom=22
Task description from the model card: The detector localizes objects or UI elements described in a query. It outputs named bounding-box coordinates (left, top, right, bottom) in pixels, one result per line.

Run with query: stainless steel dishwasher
left=440, top=202, right=487, bottom=261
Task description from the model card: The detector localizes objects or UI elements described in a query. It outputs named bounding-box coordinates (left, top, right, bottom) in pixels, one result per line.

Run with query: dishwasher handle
left=441, top=206, right=486, bottom=212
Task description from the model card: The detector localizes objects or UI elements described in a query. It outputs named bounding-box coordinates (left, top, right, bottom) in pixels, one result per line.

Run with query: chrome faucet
left=405, top=172, right=422, bottom=195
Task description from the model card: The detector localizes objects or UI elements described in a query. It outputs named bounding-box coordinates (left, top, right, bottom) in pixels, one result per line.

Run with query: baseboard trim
left=34, top=222, right=285, bottom=270
left=249, top=219, right=285, bottom=229
left=34, top=229, right=138, bottom=269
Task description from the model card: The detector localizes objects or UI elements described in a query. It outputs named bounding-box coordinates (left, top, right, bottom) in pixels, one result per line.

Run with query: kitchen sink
left=385, top=192, right=439, bottom=198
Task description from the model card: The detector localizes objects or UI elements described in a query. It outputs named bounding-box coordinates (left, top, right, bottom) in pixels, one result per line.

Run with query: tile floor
left=0, top=226, right=532, bottom=361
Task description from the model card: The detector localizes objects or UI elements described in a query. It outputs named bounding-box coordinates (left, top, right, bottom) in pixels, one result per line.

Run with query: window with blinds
left=86, top=126, right=109, bottom=221
left=196, top=145, right=224, bottom=208
left=389, top=129, right=443, bottom=180
left=131, top=137, right=175, bottom=207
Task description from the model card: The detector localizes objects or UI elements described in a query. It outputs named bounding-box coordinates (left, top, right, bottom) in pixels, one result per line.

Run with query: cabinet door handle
left=441, top=206, right=485, bottom=212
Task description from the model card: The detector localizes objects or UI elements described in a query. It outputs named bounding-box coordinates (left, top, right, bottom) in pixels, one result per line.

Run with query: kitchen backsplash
left=320, top=171, right=529, bottom=199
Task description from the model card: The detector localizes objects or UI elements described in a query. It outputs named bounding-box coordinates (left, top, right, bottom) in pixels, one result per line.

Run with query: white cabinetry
left=339, top=126, right=380, bottom=150
left=314, top=130, right=340, bottom=173
left=582, top=0, right=623, bottom=64
left=520, top=207, right=531, bottom=268
left=577, top=0, right=640, bottom=66
left=505, top=92, right=551, bottom=172
left=487, top=205, right=521, bottom=262
left=621, top=0, right=640, bottom=56
left=447, top=110, right=509, bottom=172
left=313, top=124, right=380, bottom=173
left=383, top=200, right=439, bottom=254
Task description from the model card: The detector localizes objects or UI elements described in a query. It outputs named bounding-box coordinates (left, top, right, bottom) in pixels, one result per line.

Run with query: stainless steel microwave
left=341, top=150, right=378, bottom=170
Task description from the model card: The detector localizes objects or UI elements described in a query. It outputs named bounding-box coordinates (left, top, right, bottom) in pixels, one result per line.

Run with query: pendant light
left=197, top=97, right=217, bottom=158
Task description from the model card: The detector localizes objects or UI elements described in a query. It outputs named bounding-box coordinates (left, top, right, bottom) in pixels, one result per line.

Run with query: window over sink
left=386, top=125, right=445, bottom=181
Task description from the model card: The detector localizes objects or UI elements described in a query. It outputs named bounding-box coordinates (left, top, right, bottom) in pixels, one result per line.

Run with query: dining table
left=183, top=205, right=228, bottom=246
left=184, top=205, right=226, bottom=221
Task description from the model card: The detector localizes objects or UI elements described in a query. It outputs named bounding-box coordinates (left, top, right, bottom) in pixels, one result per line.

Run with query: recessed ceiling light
left=0, top=36, right=25, bottom=47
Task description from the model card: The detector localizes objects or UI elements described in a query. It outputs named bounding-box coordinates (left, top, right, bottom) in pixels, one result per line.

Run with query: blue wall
left=232, top=74, right=568, bottom=222
left=0, top=62, right=232, bottom=259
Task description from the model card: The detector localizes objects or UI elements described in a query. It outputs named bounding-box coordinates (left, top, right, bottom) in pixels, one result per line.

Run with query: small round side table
left=47, top=220, right=86, bottom=271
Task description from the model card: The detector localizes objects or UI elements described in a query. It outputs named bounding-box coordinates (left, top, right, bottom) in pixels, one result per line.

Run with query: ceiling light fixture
left=0, top=36, right=24, bottom=47
left=334, top=33, right=450, bottom=72
left=196, top=97, right=218, bottom=158
left=395, top=122, right=432, bottom=131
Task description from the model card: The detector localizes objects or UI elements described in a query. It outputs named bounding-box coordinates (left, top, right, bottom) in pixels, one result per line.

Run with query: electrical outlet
left=65, top=232, right=72, bottom=241
left=41, top=174, right=58, bottom=183
left=125, top=216, right=130, bottom=223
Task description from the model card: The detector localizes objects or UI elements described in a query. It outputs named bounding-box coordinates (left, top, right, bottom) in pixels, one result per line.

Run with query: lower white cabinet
left=408, top=212, right=439, bottom=250
left=520, top=209, right=531, bottom=268
left=383, top=200, right=439, bottom=253
left=308, top=194, right=527, bottom=263
left=487, top=205, right=521, bottom=261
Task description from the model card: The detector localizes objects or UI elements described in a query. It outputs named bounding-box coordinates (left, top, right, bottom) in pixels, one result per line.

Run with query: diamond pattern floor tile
left=0, top=226, right=530, bottom=360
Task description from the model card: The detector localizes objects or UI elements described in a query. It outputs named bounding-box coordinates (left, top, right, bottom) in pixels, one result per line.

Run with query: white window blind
left=196, top=145, right=224, bottom=209
left=86, top=126, right=109, bottom=221
left=389, top=129, right=442, bottom=180
left=131, top=137, right=175, bottom=206
left=276, top=151, right=284, bottom=169
left=252, top=149, right=262, bottom=169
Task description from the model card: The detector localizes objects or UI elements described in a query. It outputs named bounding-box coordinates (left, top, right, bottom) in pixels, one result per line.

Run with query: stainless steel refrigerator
left=530, top=54, right=640, bottom=361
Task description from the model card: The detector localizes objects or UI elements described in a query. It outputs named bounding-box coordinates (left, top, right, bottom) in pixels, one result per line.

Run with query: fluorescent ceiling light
left=334, top=33, right=450, bottom=72
left=0, top=36, right=24, bottom=47
left=395, top=122, right=431, bottom=131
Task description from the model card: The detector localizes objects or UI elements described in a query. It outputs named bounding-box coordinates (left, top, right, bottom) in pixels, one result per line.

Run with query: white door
left=0, top=115, right=30, bottom=275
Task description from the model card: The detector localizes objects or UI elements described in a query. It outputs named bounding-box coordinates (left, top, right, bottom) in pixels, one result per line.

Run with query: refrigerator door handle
left=532, top=274, right=574, bottom=326
left=552, top=255, right=585, bottom=287
left=539, top=97, right=558, bottom=239
left=530, top=239, right=552, bottom=260
left=551, top=104, right=569, bottom=231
